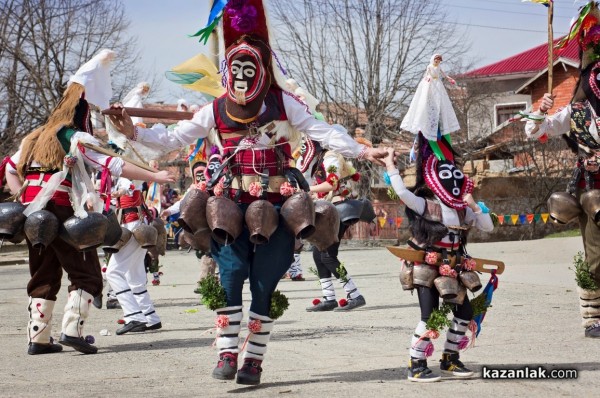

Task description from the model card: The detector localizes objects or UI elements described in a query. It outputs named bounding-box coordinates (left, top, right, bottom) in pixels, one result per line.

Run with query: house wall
left=528, top=65, right=579, bottom=113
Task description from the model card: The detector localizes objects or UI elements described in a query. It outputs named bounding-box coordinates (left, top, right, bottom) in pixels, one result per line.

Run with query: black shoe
left=407, top=358, right=441, bottom=382
left=58, top=334, right=98, bottom=354
left=306, top=299, right=338, bottom=312
left=145, top=322, right=162, bottom=331
left=440, top=352, right=474, bottom=377
left=236, top=359, right=262, bottom=385
left=334, top=295, right=366, bottom=311
left=585, top=323, right=600, bottom=338
left=92, top=295, right=102, bottom=309
left=212, top=352, right=238, bottom=380
left=28, top=341, right=63, bottom=355
left=116, top=321, right=147, bottom=335
left=106, top=299, right=120, bottom=309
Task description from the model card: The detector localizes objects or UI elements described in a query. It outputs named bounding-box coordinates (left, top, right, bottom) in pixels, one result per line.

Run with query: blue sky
left=123, top=0, right=583, bottom=102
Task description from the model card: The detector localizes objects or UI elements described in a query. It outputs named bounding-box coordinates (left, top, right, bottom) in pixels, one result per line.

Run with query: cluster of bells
left=0, top=202, right=166, bottom=256
left=547, top=190, right=600, bottom=225
left=177, top=191, right=376, bottom=252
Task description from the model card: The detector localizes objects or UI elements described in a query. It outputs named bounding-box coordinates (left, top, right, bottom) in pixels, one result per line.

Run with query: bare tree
left=0, top=0, right=142, bottom=154
left=269, top=0, right=468, bottom=196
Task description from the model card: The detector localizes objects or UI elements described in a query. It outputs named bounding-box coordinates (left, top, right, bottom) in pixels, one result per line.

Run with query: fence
left=343, top=201, right=407, bottom=240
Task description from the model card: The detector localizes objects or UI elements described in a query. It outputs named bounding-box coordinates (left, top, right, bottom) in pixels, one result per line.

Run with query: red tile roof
left=464, top=37, right=580, bottom=78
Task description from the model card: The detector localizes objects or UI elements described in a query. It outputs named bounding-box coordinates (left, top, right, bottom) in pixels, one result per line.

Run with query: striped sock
left=340, top=277, right=361, bottom=299
left=444, top=317, right=470, bottom=354
left=215, top=306, right=243, bottom=355
left=578, top=287, right=600, bottom=328
left=243, top=311, right=274, bottom=361
left=409, top=321, right=430, bottom=360
left=320, top=277, right=336, bottom=301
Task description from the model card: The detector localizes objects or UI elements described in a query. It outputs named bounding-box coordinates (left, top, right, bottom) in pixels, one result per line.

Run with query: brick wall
left=530, top=64, right=578, bottom=113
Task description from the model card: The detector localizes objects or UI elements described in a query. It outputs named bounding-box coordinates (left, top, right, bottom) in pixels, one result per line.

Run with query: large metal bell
left=0, top=202, right=26, bottom=239
left=103, top=227, right=132, bottom=253
left=183, top=228, right=212, bottom=253
left=102, top=209, right=122, bottom=247
left=178, top=189, right=209, bottom=233
left=280, top=191, right=315, bottom=239
left=206, top=196, right=243, bottom=246
left=334, top=199, right=364, bottom=226
left=306, top=200, right=340, bottom=251
left=24, top=210, right=60, bottom=249
left=547, top=191, right=581, bottom=224
left=245, top=200, right=279, bottom=245
left=59, top=212, right=108, bottom=252
left=131, top=224, right=158, bottom=248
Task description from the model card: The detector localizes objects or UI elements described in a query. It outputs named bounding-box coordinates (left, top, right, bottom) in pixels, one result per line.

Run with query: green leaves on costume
left=198, top=274, right=227, bottom=310
left=269, top=290, right=289, bottom=320
left=426, top=303, right=453, bottom=332
left=572, top=251, right=599, bottom=290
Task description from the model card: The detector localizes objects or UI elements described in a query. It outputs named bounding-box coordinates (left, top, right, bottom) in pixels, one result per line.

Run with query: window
left=495, top=102, right=527, bottom=127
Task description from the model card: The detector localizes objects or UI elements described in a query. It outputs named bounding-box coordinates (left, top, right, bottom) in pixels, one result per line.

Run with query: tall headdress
left=555, top=2, right=600, bottom=100
left=191, top=0, right=284, bottom=123
left=68, top=49, right=116, bottom=110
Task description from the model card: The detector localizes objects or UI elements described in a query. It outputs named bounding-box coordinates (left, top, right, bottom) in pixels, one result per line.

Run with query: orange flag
left=497, top=214, right=505, bottom=225
left=526, top=214, right=534, bottom=224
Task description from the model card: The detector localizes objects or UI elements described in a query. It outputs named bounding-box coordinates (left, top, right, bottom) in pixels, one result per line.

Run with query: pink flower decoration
left=462, top=257, right=476, bottom=271
left=449, top=269, right=458, bottom=278
left=424, top=342, right=435, bottom=357
left=194, top=181, right=207, bottom=191
left=458, top=335, right=470, bottom=351
left=439, top=263, right=453, bottom=276
left=248, top=319, right=262, bottom=333
left=279, top=181, right=295, bottom=197
left=425, top=251, right=438, bottom=265
left=213, top=180, right=225, bottom=197
left=215, top=314, right=230, bottom=330
left=248, top=181, right=263, bottom=197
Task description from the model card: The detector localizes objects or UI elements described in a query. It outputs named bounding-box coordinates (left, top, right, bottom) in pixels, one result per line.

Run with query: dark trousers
left=27, top=202, right=102, bottom=300
left=312, top=223, right=348, bottom=279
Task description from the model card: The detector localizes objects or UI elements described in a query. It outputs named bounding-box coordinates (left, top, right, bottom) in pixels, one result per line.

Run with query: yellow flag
left=511, top=214, right=519, bottom=225
left=378, top=217, right=386, bottom=228
left=541, top=213, right=549, bottom=223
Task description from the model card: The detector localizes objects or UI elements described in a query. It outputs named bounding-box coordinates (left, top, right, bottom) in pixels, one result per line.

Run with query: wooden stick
left=80, top=142, right=158, bottom=172
left=101, top=107, right=194, bottom=121
left=548, top=1, right=554, bottom=94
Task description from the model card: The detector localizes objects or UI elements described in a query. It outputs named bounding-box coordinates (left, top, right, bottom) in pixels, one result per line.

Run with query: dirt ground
left=0, top=236, right=597, bottom=397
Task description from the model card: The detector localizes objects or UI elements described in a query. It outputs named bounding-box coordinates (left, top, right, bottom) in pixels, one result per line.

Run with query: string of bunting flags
left=375, top=213, right=553, bottom=229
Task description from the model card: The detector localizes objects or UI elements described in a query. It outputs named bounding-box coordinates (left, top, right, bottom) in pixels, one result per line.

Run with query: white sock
left=409, top=321, right=430, bottom=360
left=320, top=277, right=336, bottom=301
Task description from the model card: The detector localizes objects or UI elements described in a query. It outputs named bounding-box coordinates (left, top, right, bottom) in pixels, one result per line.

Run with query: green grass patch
left=544, top=229, right=581, bottom=238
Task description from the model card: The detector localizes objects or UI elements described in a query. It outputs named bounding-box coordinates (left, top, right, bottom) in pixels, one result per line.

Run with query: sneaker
left=236, top=359, right=262, bottom=385
left=407, top=358, right=441, bottom=382
left=106, top=299, right=120, bottom=309
left=212, top=352, right=238, bottom=380
left=334, top=295, right=366, bottom=311
left=440, top=352, right=474, bottom=377
left=585, top=323, right=600, bottom=338
left=116, top=321, right=147, bottom=335
left=291, top=274, right=305, bottom=281
left=306, top=299, right=338, bottom=312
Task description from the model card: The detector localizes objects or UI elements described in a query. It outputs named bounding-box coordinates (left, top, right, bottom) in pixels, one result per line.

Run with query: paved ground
left=0, top=236, right=597, bottom=397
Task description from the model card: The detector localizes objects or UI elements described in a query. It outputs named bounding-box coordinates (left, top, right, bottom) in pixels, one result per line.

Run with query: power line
left=446, top=0, right=577, bottom=11
left=451, top=21, right=567, bottom=34
left=445, top=3, right=571, bottom=18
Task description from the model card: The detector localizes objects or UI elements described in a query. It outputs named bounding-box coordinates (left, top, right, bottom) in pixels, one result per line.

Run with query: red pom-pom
left=312, top=298, right=321, bottom=305
left=215, top=314, right=230, bottom=329
left=538, top=133, right=548, bottom=144
left=351, top=172, right=361, bottom=181
left=248, top=319, right=262, bottom=333
left=339, top=298, right=348, bottom=307
left=101, top=267, right=107, bottom=273
left=117, top=319, right=125, bottom=324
